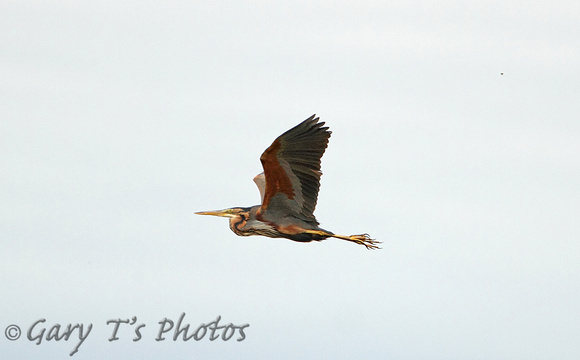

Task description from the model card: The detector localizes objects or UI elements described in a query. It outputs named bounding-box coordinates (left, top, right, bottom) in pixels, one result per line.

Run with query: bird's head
left=195, top=207, right=253, bottom=236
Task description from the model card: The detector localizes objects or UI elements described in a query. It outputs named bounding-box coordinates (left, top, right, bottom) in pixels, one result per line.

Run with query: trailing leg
left=304, top=230, right=381, bottom=250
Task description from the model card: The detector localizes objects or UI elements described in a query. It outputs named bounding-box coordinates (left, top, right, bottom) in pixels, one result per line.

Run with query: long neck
left=226, top=206, right=256, bottom=236
left=229, top=212, right=250, bottom=236
left=229, top=206, right=281, bottom=238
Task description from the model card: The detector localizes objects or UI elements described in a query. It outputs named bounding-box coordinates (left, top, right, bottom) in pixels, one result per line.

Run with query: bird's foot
left=349, top=234, right=381, bottom=250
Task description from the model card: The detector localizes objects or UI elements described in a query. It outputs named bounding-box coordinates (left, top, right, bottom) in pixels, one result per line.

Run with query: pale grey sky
left=1, top=1, right=579, bottom=359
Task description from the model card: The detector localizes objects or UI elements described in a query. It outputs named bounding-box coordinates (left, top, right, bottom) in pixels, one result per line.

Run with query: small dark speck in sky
left=501, top=73, right=504, bottom=75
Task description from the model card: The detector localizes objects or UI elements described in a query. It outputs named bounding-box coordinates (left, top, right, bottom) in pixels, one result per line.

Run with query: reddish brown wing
left=258, top=115, right=331, bottom=223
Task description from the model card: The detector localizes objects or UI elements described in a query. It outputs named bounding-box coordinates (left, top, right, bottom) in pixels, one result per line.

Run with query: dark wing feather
left=258, top=114, right=331, bottom=223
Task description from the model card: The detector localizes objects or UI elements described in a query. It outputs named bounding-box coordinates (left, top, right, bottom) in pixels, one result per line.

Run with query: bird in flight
left=196, top=115, right=380, bottom=249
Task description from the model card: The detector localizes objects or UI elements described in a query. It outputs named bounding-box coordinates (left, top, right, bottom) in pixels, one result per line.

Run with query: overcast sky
left=1, top=1, right=579, bottom=359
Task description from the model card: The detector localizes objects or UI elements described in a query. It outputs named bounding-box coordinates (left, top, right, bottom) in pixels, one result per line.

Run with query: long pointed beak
left=195, top=209, right=235, bottom=218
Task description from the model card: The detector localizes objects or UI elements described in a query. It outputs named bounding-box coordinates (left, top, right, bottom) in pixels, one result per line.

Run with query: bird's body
left=221, top=205, right=332, bottom=242
left=196, top=115, right=379, bottom=249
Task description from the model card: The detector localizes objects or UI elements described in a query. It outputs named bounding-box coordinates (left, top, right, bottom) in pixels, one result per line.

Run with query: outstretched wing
left=257, top=114, right=331, bottom=223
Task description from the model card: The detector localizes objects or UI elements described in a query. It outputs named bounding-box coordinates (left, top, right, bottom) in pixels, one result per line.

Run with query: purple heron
left=196, top=115, right=380, bottom=249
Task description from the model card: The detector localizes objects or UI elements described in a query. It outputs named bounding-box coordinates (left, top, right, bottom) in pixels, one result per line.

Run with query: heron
left=196, top=115, right=380, bottom=250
